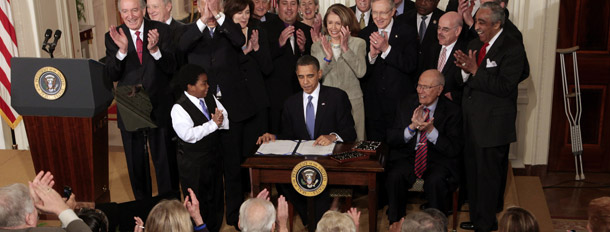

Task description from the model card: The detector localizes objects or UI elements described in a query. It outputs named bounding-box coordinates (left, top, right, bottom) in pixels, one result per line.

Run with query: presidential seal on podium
left=34, top=66, right=66, bottom=100
left=291, top=160, right=328, bottom=197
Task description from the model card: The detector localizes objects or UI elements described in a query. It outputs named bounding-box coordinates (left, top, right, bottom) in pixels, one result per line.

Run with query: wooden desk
left=242, top=143, right=385, bottom=232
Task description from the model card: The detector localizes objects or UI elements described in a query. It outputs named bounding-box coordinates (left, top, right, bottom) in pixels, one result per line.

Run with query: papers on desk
left=256, top=140, right=336, bottom=156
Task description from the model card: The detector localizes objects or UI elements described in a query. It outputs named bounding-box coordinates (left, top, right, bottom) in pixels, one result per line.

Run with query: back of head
left=589, top=197, right=610, bottom=232
left=498, top=207, right=540, bottom=232
left=401, top=212, right=444, bottom=232
left=239, top=198, right=276, bottom=232
left=0, top=183, right=35, bottom=228
left=422, top=208, right=448, bottom=230
left=78, top=208, right=109, bottom=232
left=316, top=211, right=356, bottom=232
left=145, top=200, right=193, bottom=232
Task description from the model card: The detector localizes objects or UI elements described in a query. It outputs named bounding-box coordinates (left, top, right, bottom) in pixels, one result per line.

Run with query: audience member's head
left=422, top=208, right=448, bottom=230
left=498, top=207, right=540, bottom=232
left=117, top=0, right=146, bottom=30
left=252, top=0, right=271, bottom=19
left=355, top=0, right=371, bottom=12
left=239, top=198, right=276, bottom=232
left=475, top=2, right=505, bottom=44
left=296, top=55, right=322, bottom=94
left=146, top=0, right=172, bottom=22
left=371, top=0, right=395, bottom=30
left=400, top=212, right=444, bottom=232
left=145, top=200, right=193, bottom=232
left=324, top=4, right=359, bottom=36
left=437, top=11, right=462, bottom=46
left=588, top=197, right=610, bottom=232
left=78, top=208, right=110, bottom=232
left=225, top=0, right=255, bottom=29
left=0, top=184, right=37, bottom=229
left=174, top=64, right=210, bottom=99
left=414, top=0, right=439, bottom=16
left=316, top=210, right=356, bottom=232
left=278, top=0, right=299, bottom=24
left=417, top=69, right=444, bottom=106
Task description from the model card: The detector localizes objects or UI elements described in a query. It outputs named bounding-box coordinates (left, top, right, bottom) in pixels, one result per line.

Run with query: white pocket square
left=486, top=59, right=498, bottom=68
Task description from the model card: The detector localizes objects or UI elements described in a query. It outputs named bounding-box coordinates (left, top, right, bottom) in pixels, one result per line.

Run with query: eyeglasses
left=417, top=84, right=442, bottom=90
left=371, top=9, right=393, bottom=17
left=437, top=26, right=458, bottom=33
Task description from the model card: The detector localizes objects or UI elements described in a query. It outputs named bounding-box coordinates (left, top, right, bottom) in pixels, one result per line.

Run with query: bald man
left=386, top=69, right=462, bottom=223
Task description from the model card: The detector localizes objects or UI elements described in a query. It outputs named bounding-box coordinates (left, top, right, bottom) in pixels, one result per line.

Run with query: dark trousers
left=120, top=126, right=178, bottom=200
left=221, top=110, right=267, bottom=226
left=464, top=140, right=509, bottom=232
left=277, top=184, right=331, bottom=228
left=385, top=158, right=457, bottom=223
left=177, top=148, right=224, bottom=232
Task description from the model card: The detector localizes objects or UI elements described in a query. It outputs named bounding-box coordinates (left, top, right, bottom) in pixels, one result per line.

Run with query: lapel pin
left=395, top=35, right=398, bottom=38
left=433, top=20, right=437, bottom=24
left=321, top=102, right=326, bottom=106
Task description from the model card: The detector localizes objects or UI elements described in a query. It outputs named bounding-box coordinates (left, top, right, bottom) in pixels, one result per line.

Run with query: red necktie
left=414, top=108, right=430, bottom=178
left=477, top=42, right=489, bottom=66
left=135, top=31, right=143, bottom=64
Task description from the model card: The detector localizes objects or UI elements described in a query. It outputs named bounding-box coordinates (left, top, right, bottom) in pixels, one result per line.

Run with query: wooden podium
left=11, top=58, right=113, bottom=203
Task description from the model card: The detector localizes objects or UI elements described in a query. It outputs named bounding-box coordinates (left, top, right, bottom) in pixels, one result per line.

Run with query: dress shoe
left=460, top=222, right=476, bottom=230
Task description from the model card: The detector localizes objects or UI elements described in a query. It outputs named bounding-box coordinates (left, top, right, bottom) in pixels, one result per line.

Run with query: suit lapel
left=313, top=86, right=326, bottom=138
left=296, top=92, right=308, bottom=138
left=388, top=21, right=401, bottom=46
left=484, top=32, right=505, bottom=63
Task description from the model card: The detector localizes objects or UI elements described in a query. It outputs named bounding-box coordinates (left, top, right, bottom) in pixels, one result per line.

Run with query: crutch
left=556, top=46, right=585, bottom=180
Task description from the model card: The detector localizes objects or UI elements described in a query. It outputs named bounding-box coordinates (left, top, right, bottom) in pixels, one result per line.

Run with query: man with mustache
left=453, top=2, right=527, bottom=231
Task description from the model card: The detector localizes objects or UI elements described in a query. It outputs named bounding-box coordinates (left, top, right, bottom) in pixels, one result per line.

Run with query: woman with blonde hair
left=311, top=3, right=367, bottom=141
left=498, top=207, right=540, bottom=232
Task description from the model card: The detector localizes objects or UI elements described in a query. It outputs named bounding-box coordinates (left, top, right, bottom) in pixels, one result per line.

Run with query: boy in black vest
left=171, top=64, right=228, bottom=232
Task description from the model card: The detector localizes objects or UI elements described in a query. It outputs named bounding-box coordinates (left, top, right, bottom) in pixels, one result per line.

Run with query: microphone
left=48, top=30, right=62, bottom=57
left=41, top=29, right=52, bottom=52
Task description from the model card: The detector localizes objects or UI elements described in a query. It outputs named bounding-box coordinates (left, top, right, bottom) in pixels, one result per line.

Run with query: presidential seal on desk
left=291, top=160, right=327, bottom=197
left=34, top=66, right=66, bottom=100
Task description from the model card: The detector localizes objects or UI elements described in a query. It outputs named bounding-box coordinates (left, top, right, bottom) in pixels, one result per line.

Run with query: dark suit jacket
left=105, top=19, right=176, bottom=129
left=239, top=19, right=274, bottom=112
left=462, top=31, right=526, bottom=148
left=178, top=20, right=257, bottom=122
left=350, top=6, right=375, bottom=27
left=168, top=18, right=186, bottom=51
left=262, top=12, right=280, bottom=22
left=262, top=17, right=313, bottom=110
left=278, top=86, right=356, bottom=142
left=395, top=0, right=415, bottom=17
left=387, top=95, right=462, bottom=179
left=421, top=37, right=468, bottom=104
left=397, top=8, right=444, bottom=76
left=358, top=19, right=418, bottom=121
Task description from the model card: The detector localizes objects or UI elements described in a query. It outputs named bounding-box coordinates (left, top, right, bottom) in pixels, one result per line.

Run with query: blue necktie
left=306, top=95, right=315, bottom=140
left=199, top=99, right=210, bottom=120
left=209, top=27, right=214, bottom=38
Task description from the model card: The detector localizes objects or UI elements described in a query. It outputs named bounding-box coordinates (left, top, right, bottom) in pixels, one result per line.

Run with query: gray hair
left=118, top=0, right=147, bottom=11
left=239, top=198, right=276, bottom=232
left=0, top=184, right=35, bottom=228
left=316, top=210, right=356, bottom=232
left=401, top=212, right=445, bottom=232
left=422, top=208, right=448, bottom=230
left=480, top=1, right=505, bottom=27
left=371, top=0, right=395, bottom=11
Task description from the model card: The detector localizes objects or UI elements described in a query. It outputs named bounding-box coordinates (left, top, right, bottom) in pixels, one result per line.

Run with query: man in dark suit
left=177, top=0, right=258, bottom=228
left=386, top=69, right=462, bottom=224
left=358, top=0, right=418, bottom=142
left=421, top=11, right=467, bottom=104
left=397, top=0, right=444, bottom=76
left=252, top=0, right=280, bottom=22
left=263, top=0, right=313, bottom=134
left=105, top=0, right=177, bottom=200
left=146, top=0, right=186, bottom=49
left=453, top=2, right=527, bottom=231
left=350, top=0, right=374, bottom=29
left=257, top=56, right=356, bottom=228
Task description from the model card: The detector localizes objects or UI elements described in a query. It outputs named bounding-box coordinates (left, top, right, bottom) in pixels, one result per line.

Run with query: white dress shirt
left=368, top=18, right=394, bottom=64
left=416, top=12, right=433, bottom=36
left=196, top=12, right=226, bottom=33
left=461, top=29, right=503, bottom=83
left=171, top=91, right=229, bottom=144
left=403, top=99, right=440, bottom=148
left=116, top=22, right=162, bottom=60
left=355, top=8, right=371, bottom=26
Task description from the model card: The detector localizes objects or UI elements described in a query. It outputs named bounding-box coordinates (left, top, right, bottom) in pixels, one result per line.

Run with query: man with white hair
left=147, top=0, right=186, bottom=52
left=0, top=172, right=90, bottom=231
left=238, top=192, right=289, bottom=232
